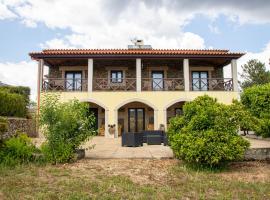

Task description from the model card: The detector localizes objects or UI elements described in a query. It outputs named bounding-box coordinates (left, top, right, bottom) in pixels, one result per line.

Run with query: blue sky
left=0, top=20, right=71, bottom=62
left=184, top=14, right=270, bottom=53
left=0, top=0, right=270, bottom=100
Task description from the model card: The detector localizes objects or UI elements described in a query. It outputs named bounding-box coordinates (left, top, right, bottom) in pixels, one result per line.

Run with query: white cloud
left=0, top=2, right=17, bottom=19
left=0, top=60, right=37, bottom=100
left=40, top=38, right=76, bottom=49
left=2, top=0, right=270, bottom=50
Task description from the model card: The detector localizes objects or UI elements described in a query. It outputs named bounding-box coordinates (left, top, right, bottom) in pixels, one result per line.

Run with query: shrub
left=229, top=100, right=259, bottom=133
left=0, top=86, right=30, bottom=105
left=241, top=83, right=270, bottom=137
left=39, top=94, right=96, bottom=164
left=0, top=117, right=8, bottom=145
left=0, top=133, right=39, bottom=166
left=168, top=95, right=250, bottom=168
left=0, top=90, right=28, bottom=117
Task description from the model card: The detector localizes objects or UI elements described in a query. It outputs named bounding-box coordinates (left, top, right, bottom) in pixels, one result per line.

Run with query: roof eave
left=29, top=53, right=245, bottom=60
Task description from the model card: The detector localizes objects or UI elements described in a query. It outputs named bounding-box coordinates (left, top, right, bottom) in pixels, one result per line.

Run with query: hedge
left=0, top=86, right=30, bottom=118
left=0, top=86, right=30, bottom=104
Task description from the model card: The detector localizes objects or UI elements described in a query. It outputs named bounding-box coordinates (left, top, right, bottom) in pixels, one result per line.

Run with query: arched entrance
left=81, top=99, right=108, bottom=137
left=117, top=101, right=156, bottom=135
left=88, top=102, right=106, bottom=136
left=165, top=100, right=187, bottom=129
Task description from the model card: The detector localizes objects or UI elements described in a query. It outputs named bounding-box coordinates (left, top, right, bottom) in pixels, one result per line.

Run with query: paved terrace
left=33, top=136, right=270, bottom=159
left=84, top=137, right=173, bottom=159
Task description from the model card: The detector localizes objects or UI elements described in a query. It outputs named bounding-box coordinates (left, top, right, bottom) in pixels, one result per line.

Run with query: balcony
left=191, top=78, right=233, bottom=91
left=93, top=78, right=136, bottom=91
left=42, top=78, right=88, bottom=91
left=41, top=77, right=233, bottom=92
left=142, top=78, right=184, bottom=91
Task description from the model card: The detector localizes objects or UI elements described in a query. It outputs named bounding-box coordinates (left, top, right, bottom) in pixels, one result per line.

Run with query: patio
left=84, top=136, right=173, bottom=159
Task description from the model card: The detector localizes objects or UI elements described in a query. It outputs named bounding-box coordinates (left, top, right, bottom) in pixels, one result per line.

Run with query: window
left=111, top=71, right=123, bottom=83
left=152, top=71, right=164, bottom=90
left=175, top=108, right=183, bottom=116
left=192, top=71, right=208, bottom=91
left=65, top=71, right=82, bottom=91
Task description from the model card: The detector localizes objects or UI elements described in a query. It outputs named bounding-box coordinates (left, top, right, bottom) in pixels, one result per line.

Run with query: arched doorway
left=84, top=102, right=107, bottom=137
left=117, top=101, right=156, bottom=135
left=165, top=101, right=186, bottom=129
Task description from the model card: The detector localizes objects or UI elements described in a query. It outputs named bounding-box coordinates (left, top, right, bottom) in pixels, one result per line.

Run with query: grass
left=0, top=160, right=269, bottom=200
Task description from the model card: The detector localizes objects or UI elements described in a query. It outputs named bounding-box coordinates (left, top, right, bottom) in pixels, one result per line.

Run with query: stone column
left=88, top=59, right=93, bottom=92
left=183, top=59, right=190, bottom=91
left=154, top=109, right=159, bottom=130
left=136, top=58, right=142, bottom=92
left=106, top=109, right=117, bottom=138
left=231, top=59, right=238, bottom=92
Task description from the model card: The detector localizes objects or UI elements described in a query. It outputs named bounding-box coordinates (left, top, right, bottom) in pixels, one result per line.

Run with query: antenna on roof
left=128, top=38, right=152, bottom=49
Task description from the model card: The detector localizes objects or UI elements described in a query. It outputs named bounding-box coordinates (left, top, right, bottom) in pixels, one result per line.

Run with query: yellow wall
left=41, top=91, right=238, bottom=137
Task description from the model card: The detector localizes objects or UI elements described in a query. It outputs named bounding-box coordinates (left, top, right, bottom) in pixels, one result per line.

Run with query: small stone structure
left=244, top=148, right=270, bottom=160
left=6, top=117, right=38, bottom=138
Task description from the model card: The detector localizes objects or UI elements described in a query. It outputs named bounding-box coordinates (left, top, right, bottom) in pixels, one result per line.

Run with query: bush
left=39, top=94, right=96, bottom=164
left=0, top=133, right=39, bottom=166
left=168, top=95, right=250, bottom=168
left=0, top=90, right=28, bottom=117
left=241, top=83, right=270, bottom=137
left=229, top=100, right=259, bottom=133
left=0, top=86, right=30, bottom=105
left=0, top=117, right=8, bottom=145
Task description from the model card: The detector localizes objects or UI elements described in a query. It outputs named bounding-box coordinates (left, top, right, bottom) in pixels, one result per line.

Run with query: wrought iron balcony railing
left=142, top=78, right=185, bottom=91
left=191, top=78, right=233, bottom=91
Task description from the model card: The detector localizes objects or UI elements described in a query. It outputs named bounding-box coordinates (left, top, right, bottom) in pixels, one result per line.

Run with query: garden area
left=0, top=159, right=269, bottom=199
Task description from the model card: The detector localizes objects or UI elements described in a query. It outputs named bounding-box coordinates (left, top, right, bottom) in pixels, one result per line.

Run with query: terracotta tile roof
left=29, top=48, right=245, bottom=58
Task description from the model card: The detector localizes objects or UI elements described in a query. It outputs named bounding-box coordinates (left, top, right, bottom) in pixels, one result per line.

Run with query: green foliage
left=229, top=100, right=259, bottom=132
left=168, top=95, right=250, bottom=168
left=240, top=59, right=270, bottom=89
left=0, top=86, right=30, bottom=117
left=0, top=117, right=8, bottom=146
left=255, top=118, right=270, bottom=138
left=0, top=86, right=30, bottom=104
left=0, top=117, right=8, bottom=134
left=39, top=93, right=96, bottom=164
left=241, top=83, right=270, bottom=137
left=40, top=142, right=74, bottom=163
left=0, top=133, right=39, bottom=166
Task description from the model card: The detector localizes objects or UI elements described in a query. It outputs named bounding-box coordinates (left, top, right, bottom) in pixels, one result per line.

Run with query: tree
left=241, top=83, right=270, bottom=137
left=39, top=93, right=96, bottom=163
left=240, top=59, right=270, bottom=89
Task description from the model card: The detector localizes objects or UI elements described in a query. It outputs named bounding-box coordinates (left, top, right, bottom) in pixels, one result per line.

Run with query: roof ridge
left=42, top=48, right=229, bottom=52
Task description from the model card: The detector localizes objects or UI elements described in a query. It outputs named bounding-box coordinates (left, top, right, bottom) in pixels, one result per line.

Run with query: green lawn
left=0, top=159, right=269, bottom=200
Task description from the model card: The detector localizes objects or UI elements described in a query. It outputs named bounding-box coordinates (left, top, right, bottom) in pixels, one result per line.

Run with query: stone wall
left=244, top=148, right=270, bottom=160
left=6, top=117, right=38, bottom=138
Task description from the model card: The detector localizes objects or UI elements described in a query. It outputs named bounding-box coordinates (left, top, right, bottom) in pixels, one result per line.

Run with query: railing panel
left=93, top=78, right=136, bottom=91
left=191, top=78, right=233, bottom=91
left=42, top=78, right=88, bottom=91
left=142, top=78, right=184, bottom=91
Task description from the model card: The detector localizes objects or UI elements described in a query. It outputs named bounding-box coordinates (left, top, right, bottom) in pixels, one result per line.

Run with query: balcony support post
left=37, top=59, right=44, bottom=114
left=88, top=58, right=93, bottom=92
left=231, top=59, right=238, bottom=92
left=136, top=58, right=142, bottom=92
left=183, top=59, right=190, bottom=91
